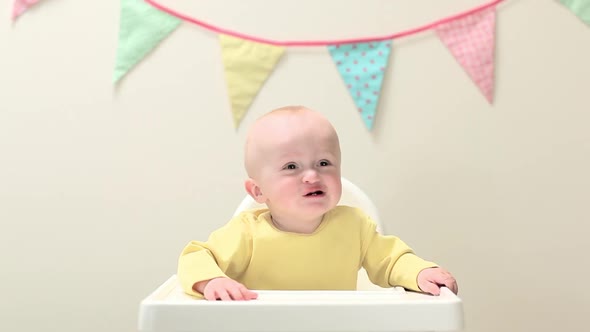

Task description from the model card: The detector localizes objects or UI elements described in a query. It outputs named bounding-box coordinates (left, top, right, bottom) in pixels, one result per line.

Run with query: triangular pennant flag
left=12, top=0, right=40, bottom=21
left=113, top=0, right=182, bottom=83
left=559, top=0, right=590, bottom=26
left=436, top=7, right=497, bottom=103
left=219, top=35, right=285, bottom=128
left=328, top=41, right=392, bottom=130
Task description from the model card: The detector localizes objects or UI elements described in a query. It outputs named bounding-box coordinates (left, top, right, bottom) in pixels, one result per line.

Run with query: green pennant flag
left=559, top=0, right=590, bottom=26
left=113, top=0, right=182, bottom=83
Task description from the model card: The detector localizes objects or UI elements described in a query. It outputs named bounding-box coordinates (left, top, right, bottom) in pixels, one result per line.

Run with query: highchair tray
left=138, top=275, right=463, bottom=332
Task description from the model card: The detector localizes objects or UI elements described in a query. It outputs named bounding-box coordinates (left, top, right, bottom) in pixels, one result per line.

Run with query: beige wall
left=1, top=1, right=589, bottom=331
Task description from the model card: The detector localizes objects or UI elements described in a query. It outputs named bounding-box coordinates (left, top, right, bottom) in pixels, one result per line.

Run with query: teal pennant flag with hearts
left=328, top=41, right=392, bottom=131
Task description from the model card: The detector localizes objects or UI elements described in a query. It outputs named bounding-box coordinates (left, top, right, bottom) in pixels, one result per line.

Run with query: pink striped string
left=144, top=0, right=505, bottom=46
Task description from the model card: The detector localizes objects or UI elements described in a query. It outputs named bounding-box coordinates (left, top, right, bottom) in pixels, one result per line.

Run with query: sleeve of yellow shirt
left=177, top=213, right=254, bottom=297
left=360, top=217, right=437, bottom=292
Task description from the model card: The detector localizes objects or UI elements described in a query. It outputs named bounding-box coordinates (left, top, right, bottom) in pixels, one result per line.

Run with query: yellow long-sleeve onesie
left=178, top=206, right=436, bottom=297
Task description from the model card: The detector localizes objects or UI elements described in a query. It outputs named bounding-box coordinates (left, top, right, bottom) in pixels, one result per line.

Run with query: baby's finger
left=446, top=279, right=459, bottom=294
left=436, top=275, right=458, bottom=294
left=430, top=271, right=453, bottom=284
left=203, top=287, right=217, bottom=301
left=227, top=285, right=245, bottom=301
left=239, top=285, right=258, bottom=300
left=420, top=281, right=441, bottom=296
left=216, top=289, right=231, bottom=301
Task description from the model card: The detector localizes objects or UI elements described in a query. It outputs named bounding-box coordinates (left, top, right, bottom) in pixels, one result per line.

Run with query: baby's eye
left=283, top=163, right=297, bottom=170
left=319, top=160, right=331, bottom=166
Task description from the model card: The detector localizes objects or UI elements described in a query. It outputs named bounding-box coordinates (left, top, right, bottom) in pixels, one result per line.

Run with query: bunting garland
left=9, top=0, right=590, bottom=130
left=140, top=0, right=505, bottom=130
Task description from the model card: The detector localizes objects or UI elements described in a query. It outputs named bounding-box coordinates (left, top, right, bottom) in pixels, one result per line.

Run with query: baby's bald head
left=244, top=106, right=340, bottom=178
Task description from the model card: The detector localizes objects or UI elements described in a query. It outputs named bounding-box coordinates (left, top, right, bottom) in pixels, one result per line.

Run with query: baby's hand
left=200, top=277, right=258, bottom=301
left=417, top=267, right=458, bottom=296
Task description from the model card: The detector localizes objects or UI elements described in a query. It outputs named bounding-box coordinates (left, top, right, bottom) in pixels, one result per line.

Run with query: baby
left=178, top=105, right=458, bottom=300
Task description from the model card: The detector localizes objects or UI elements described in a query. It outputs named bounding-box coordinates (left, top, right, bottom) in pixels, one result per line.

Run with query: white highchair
left=138, top=178, right=464, bottom=332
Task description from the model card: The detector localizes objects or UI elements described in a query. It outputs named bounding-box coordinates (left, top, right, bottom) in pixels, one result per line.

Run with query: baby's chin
left=276, top=207, right=326, bottom=221
left=298, top=203, right=338, bottom=219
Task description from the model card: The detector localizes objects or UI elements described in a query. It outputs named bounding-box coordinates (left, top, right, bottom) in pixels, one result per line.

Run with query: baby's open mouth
left=305, top=190, right=324, bottom=196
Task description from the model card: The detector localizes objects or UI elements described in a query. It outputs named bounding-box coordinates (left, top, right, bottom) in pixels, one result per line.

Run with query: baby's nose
left=302, top=169, right=320, bottom=183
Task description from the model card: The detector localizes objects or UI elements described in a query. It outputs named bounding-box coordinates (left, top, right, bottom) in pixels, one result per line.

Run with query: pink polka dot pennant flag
left=328, top=41, right=392, bottom=131
left=12, top=0, right=41, bottom=21
left=435, top=6, right=497, bottom=103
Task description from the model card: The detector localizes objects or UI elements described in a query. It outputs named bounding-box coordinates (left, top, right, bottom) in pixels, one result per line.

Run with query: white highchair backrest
left=232, top=177, right=384, bottom=290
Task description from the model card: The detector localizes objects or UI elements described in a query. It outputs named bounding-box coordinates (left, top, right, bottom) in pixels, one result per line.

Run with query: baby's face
left=249, top=111, right=342, bottom=224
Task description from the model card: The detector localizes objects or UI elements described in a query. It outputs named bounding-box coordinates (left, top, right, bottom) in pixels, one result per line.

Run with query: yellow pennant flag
left=219, top=35, right=285, bottom=128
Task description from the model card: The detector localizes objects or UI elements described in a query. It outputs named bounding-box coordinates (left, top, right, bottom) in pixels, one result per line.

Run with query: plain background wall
left=1, top=0, right=589, bottom=331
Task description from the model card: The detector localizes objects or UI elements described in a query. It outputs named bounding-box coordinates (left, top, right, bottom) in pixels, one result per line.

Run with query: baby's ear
left=244, top=178, right=265, bottom=203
